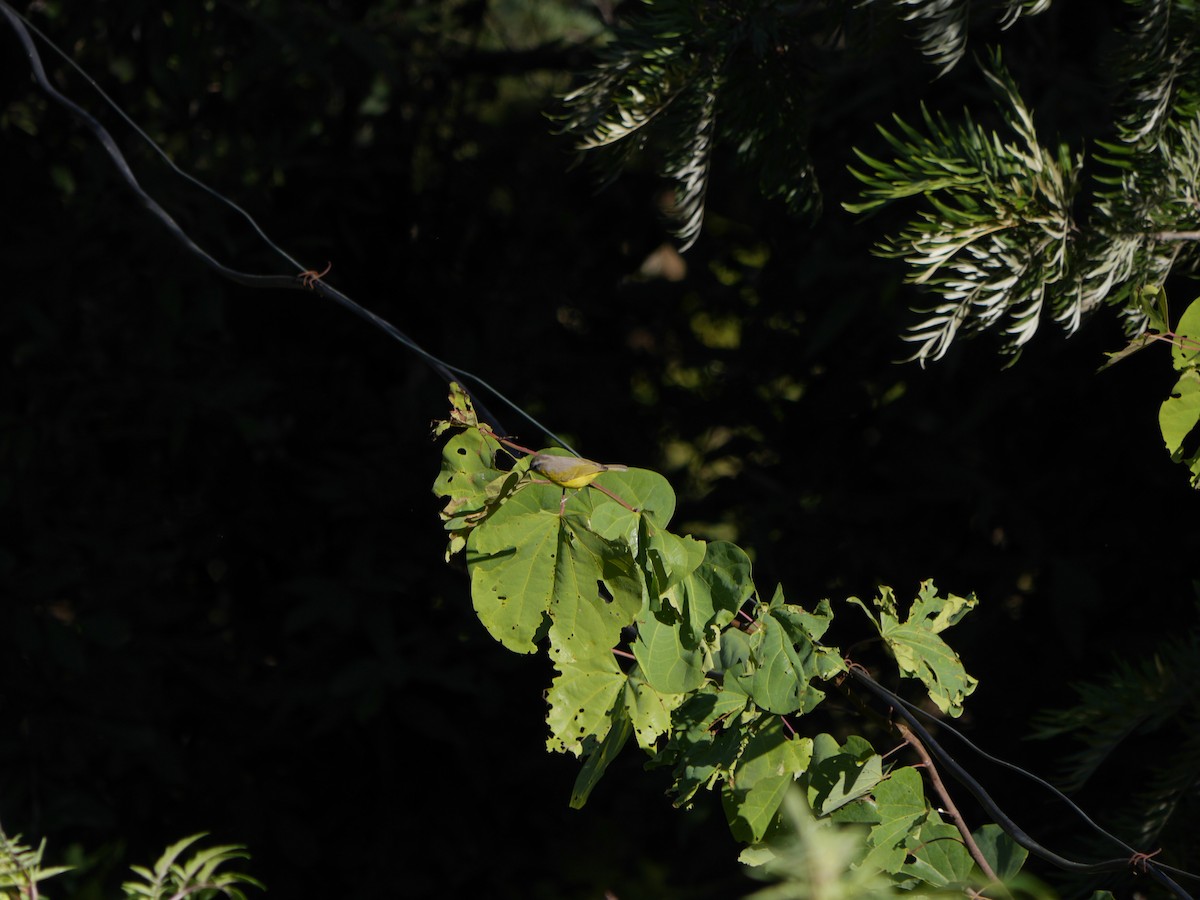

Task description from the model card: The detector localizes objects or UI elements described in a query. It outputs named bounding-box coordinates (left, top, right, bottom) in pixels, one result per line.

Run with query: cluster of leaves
left=0, top=828, right=258, bottom=900
left=121, top=835, right=260, bottom=900
left=742, top=792, right=1048, bottom=900
left=432, top=384, right=1033, bottom=894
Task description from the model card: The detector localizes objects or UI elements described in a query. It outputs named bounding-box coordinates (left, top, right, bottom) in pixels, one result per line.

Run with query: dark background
left=2, top=1, right=1197, bottom=897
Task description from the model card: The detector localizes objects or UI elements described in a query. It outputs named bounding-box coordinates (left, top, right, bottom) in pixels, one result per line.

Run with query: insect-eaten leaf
left=848, top=581, right=978, bottom=716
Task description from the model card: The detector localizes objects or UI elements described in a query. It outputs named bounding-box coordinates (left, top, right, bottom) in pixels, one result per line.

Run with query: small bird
left=530, top=453, right=628, bottom=489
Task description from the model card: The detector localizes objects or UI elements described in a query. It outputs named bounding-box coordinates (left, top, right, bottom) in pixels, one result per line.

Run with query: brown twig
left=895, top=719, right=1000, bottom=885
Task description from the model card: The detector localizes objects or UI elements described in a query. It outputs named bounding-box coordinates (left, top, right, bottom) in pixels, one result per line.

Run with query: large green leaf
left=666, top=540, right=751, bottom=646
left=901, top=814, right=972, bottom=887
left=634, top=540, right=754, bottom=693
left=465, top=487, right=564, bottom=653
left=548, top=523, right=644, bottom=664
left=734, top=613, right=826, bottom=715
left=572, top=466, right=678, bottom=530
left=632, top=604, right=708, bottom=693
left=468, top=480, right=646, bottom=656
left=700, top=542, right=756, bottom=604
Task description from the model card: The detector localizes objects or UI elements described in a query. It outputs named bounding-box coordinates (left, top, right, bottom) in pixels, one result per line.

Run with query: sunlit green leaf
left=733, top=606, right=830, bottom=716
left=633, top=603, right=708, bottom=693
left=849, top=581, right=978, bottom=716
left=624, top=671, right=685, bottom=750
left=545, top=650, right=626, bottom=756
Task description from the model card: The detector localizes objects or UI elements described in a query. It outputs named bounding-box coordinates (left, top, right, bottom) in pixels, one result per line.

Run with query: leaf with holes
left=547, top=523, right=644, bottom=664
left=849, top=581, right=978, bottom=716
left=569, top=703, right=632, bottom=809
left=467, top=483, right=644, bottom=656
left=432, top=422, right=516, bottom=557
left=624, top=671, right=686, bottom=750
left=545, top=650, right=627, bottom=756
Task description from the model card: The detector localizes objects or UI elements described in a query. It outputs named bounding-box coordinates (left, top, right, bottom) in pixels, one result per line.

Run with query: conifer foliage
left=560, top=0, right=1200, bottom=366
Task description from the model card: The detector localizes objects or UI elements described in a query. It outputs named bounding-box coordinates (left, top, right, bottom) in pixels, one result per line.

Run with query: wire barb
left=299, top=262, right=332, bottom=289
